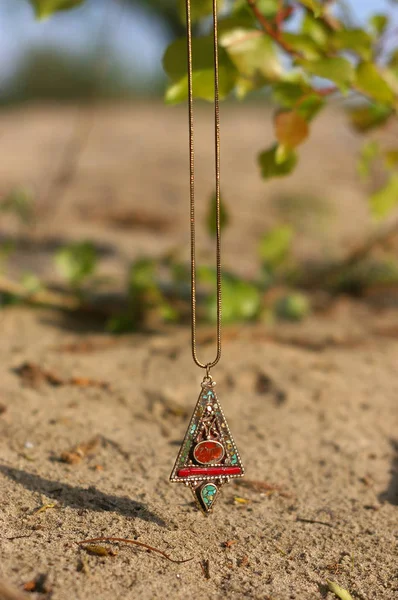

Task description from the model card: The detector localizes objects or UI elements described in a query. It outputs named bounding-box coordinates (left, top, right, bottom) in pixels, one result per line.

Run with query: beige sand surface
left=0, top=105, right=397, bottom=600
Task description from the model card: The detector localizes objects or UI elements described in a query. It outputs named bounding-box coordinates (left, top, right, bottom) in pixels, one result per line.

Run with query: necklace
left=170, top=0, right=245, bottom=514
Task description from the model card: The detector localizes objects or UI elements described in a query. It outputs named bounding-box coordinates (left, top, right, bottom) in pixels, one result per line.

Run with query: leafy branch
left=246, top=0, right=302, bottom=57
left=6, top=0, right=398, bottom=329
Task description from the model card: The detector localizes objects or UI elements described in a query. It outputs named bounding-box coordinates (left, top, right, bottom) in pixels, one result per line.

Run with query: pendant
left=170, top=377, right=244, bottom=514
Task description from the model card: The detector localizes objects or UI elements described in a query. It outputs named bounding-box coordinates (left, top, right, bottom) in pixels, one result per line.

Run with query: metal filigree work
left=170, top=378, right=244, bottom=513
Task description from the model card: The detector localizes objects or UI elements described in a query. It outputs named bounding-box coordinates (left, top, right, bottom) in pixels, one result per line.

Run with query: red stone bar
left=177, top=466, right=242, bottom=478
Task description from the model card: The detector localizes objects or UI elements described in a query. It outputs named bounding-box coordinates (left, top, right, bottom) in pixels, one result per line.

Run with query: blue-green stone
left=201, top=484, right=217, bottom=509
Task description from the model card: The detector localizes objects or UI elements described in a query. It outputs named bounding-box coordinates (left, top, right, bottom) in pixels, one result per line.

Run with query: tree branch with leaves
left=7, top=0, right=398, bottom=330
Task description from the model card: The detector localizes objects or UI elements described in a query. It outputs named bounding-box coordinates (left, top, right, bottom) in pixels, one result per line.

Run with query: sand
left=0, top=104, right=397, bottom=600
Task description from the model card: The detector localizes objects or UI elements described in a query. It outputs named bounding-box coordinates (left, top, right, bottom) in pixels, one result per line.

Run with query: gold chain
left=186, top=0, right=222, bottom=373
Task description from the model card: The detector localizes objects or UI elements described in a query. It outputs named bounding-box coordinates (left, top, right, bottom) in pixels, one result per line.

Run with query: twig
left=200, top=559, right=211, bottom=579
left=246, top=0, right=302, bottom=57
left=235, top=479, right=291, bottom=498
left=246, top=0, right=382, bottom=107
left=38, top=106, right=94, bottom=218
left=37, top=2, right=124, bottom=219
left=302, top=2, right=341, bottom=32
left=76, top=537, right=193, bottom=564
left=317, top=86, right=339, bottom=97
left=0, top=275, right=81, bottom=311
left=275, top=0, right=288, bottom=32
left=276, top=0, right=283, bottom=31
left=296, top=517, right=334, bottom=528
left=0, top=275, right=121, bottom=318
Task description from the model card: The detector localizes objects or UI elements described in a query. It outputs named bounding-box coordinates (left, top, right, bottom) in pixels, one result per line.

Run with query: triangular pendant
left=170, top=378, right=244, bottom=514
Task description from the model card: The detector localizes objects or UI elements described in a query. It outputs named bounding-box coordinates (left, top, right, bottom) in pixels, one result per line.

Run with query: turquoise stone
left=231, top=453, right=238, bottom=465
left=200, top=483, right=218, bottom=509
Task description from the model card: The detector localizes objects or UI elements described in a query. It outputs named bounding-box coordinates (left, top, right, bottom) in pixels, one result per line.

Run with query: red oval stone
left=193, top=440, right=224, bottom=465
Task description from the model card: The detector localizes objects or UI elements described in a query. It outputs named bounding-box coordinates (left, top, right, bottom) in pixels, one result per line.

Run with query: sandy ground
left=0, top=104, right=397, bottom=600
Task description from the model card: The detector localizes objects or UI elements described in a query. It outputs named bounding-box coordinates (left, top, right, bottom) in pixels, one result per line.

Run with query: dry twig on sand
left=77, top=537, right=193, bottom=564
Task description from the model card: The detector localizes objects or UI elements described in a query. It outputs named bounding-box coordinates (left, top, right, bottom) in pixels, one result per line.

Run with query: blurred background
left=0, top=0, right=392, bottom=103
left=1, top=0, right=398, bottom=331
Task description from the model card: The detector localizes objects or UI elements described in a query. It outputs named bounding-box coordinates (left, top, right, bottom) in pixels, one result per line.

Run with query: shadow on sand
left=0, top=464, right=166, bottom=527
left=379, top=439, right=398, bottom=506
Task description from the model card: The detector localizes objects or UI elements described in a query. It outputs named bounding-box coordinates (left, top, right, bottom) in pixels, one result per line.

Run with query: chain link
left=186, top=0, right=222, bottom=372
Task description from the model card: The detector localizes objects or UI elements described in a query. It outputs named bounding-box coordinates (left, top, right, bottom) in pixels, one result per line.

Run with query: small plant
left=0, top=0, right=396, bottom=329
left=54, top=241, right=97, bottom=290
left=0, top=188, right=34, bottom=224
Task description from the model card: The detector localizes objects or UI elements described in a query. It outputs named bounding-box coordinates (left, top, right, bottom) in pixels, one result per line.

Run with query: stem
left=0, top=275, right=122, bottom=318
left=77, top=537, right=193, bottom=564
left=246, top=0, right=303, bottom=57
left=0, top=276, right=80, bottom=311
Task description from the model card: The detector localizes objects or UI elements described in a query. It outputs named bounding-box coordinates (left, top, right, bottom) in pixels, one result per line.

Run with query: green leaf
left=206, top=193, right=229, bottom=237
left=388, top=49, right=398, bottom=71
left=331, top=29, right=372, bottom=60
left=127, top=258, right=162, bottom=326
left=299, top=0, right=323, bottom=17
left=275, top=293, right=310, bottom=321
left=369, top=14, right=388, bottom=36
left=338, top=258, right=398, bottom=292
left=275, top=111, right=309, bottom=149
left=165, top=66, right=236, bottom=103
left=272, top=81, right=311, bottom=107
left=348, top=103, right=392, bottom=132
left=21, top=273, right=43, bottom=294
left=218, top=15, right=255, bottom=35
left=327, top=580, right=354, bottom=600
left=258, top=144, right=298, bottom=179
left=383, top=67, right=398, bottom=97
left=164, top=37, right=229, bottom=82
left=283, top=33, right=323, bottom=60
left=165, top=77, right=189, bottom=104
left=29, top=0, right=84, bottom=19
left=295, top=93, right=325, bottom=120
left=272, top=78, right=325, bottom=120
left=0, top=241, right=15, bottom=268
left=384, top=149, right=398, bottom=169
left=275, top=144, right=291, bottom=164
left=259, top=225, right=293, bottom=269
left=206, top=276, right=261, bottom=324
left=159, top=301, right=179, bottom=323
left=197, top=265, right=217, bottom=285
left=300, top=57, right=355, bottom=92
left=163, top=37, right=237, bottom=103
left=0, top=188, right=34, bottom=223
left=355, top=62, right=395, bottom=104
left=301, top=11, right=328, bottom=47
left=222, top=30, right=282, bottom=82
left=370, top=174, right=398, bottom=219
left=129, top=258, right=158, bottom=295
left=177, top=0, right=224, bottom=24
left=357, top=140, right=379, bottom=179
left=106, top=315, right=135, bottom=334
left=55, top=242, right=97, bottom=287
left=233, top=0, right=279, bottom=20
